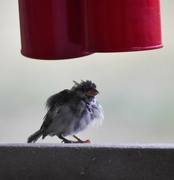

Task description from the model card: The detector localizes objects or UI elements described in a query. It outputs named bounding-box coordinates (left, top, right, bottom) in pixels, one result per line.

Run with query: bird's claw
left=61, top=139, right=74, bottom=143
left=73, top=135, right=90, bottom=143
left=61, top=135, right=90, bottom=144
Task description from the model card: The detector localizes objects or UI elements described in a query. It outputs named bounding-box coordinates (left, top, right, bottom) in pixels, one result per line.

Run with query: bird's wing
left=40, top=89, right=70, bottom=131
left=46, top=89, right=70, bottom=108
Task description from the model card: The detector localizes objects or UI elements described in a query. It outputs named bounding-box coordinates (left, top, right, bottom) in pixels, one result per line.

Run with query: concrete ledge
left=0, top=143, right=174, bottom=179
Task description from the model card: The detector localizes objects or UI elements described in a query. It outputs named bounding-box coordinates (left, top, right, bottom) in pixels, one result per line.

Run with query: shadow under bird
left=27, top=80, right=104, bottom=143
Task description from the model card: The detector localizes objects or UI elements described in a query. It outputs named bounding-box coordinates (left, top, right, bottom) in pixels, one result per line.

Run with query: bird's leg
left=58, top=135, right=90, bottom=144
left=73, top=135, right=90, bottom=143
left=58, top=135, right=73, bottom=143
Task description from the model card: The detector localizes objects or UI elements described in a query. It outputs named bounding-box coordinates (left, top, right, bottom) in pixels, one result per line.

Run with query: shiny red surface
left=18, top=0, right=91, bottom=60
left=18, top=0, right=162, bottom=60
left=83, top=0, right=163, bottom=52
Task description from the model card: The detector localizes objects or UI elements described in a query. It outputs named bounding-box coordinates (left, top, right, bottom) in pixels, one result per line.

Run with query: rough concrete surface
left=0, top=144, right=174, bottom=180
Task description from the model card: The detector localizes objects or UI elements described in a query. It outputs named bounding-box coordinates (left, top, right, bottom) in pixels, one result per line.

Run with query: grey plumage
left=27, top=80, right=104, bottom=143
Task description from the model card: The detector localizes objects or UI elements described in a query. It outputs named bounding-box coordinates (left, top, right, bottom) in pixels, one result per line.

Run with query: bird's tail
left=27, top=129, right=44, bottom=143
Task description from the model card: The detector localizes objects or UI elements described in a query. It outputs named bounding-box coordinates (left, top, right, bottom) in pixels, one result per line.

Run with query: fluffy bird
left=27, top=80, right=104, bottom=143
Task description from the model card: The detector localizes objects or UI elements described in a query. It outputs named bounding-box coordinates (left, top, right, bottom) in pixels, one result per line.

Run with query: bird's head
left=72, top=80, right=99, bottom=97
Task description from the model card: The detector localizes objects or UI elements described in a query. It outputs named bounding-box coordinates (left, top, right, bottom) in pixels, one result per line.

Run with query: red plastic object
left=18, top=0, right=92, bottom=60
left=83, top=0, right=163, bottom=52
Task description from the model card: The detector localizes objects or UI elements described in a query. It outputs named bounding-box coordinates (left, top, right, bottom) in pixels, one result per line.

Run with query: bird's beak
left=85, top=89, right=99, bottom=97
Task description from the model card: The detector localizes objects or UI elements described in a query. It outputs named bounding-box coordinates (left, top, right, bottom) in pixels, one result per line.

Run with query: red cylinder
left=83, top=0, right=163, bottom=52
left=18, top=0, right=92, bottom=60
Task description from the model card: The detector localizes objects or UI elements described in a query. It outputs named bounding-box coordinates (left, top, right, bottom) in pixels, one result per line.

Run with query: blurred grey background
left=0, top=0, right=174, bottom=144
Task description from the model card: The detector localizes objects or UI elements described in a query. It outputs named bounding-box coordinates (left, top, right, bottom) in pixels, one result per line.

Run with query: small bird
left=27, top=80, right=104, bottom=143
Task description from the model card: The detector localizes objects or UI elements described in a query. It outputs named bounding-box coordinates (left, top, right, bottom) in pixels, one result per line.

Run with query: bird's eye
left=85, top=88, right=91, bottom=92
left=81, top=88, right=85, bottom=92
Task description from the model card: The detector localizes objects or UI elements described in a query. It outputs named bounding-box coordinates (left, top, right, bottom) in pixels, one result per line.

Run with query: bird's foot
left=73, top=135, right=90, bottom=143
left=59, top=135, right=74, bottom=143
left=60, top=135, right=90, bottom=143
left=61, top=139, right=74, bottom=143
